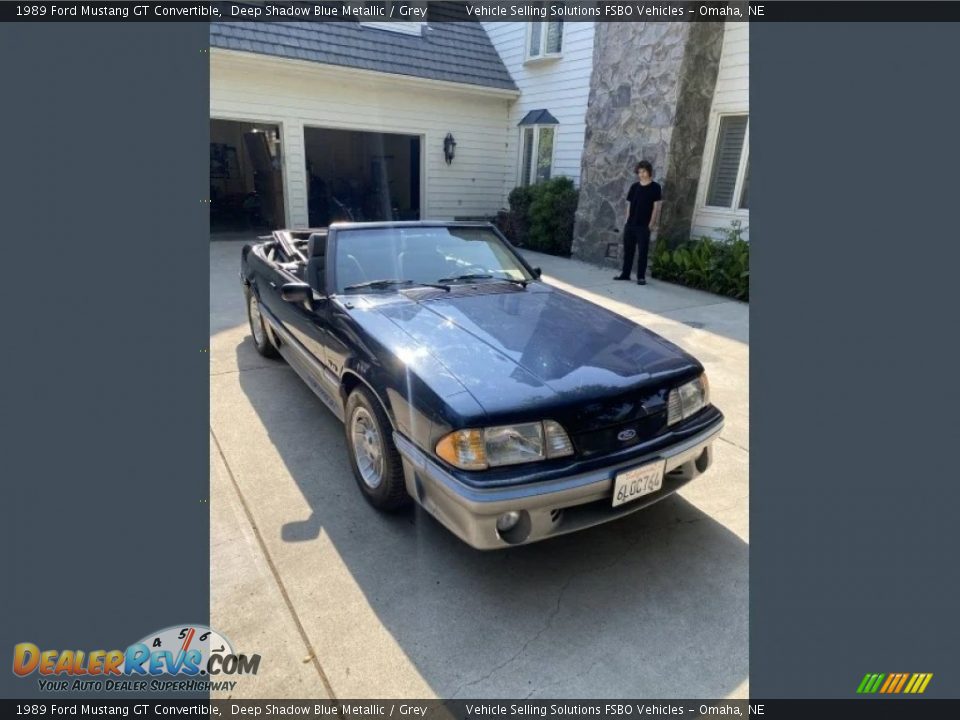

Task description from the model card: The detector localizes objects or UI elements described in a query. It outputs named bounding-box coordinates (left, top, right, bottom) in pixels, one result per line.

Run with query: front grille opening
left=549, top=508, right=563, bottom=524
left=572, top=412, right=669, bottom=459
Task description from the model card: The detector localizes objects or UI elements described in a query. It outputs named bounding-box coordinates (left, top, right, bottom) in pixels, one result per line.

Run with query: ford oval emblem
left=617, top=428, right=637, bottom=442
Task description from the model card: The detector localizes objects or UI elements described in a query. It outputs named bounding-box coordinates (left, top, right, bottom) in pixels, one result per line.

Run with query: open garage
left=210, top=38, right=517, bottom=231
left=209, top=119, right=286, bottom=235
left=304, top=127, right=421, bottom=226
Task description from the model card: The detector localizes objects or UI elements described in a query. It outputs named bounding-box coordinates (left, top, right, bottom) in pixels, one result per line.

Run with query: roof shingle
left=210, top=21, right=517, bottom=92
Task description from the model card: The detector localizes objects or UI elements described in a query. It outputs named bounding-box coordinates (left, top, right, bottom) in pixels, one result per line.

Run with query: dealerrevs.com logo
left=12, top=624, right=261, bottom=693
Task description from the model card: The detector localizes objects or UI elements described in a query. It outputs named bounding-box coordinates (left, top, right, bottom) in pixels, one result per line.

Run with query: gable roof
left=210, top=21, right=517, bottom=92
left=519, top=109, right=559, bottom=125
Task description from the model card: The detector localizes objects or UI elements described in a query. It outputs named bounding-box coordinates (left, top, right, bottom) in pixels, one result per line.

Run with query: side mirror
left=532, top=267, right=542, bottom=279
left=280, top=282, right=312, bottom=304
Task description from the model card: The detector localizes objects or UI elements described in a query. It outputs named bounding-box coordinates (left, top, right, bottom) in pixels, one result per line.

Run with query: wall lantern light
left=443, top=133, right=457, bottom=165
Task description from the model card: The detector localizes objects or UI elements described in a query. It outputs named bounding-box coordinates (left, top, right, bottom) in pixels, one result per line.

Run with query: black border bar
left=6, top=2, right=960, bottom=23
left=3, top=700, right=960, bottom=718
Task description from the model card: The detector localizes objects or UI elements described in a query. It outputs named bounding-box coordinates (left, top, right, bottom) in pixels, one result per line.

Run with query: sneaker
left=637, top=279, right=647, bottom=285
left=613, top=275, right=630, bottom=281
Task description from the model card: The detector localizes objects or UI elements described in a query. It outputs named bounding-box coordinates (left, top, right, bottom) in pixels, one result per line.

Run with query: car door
left=255, top=259, right=300, bottom=335
left=247, top=245, right=287, bottom=323
left=280, top=290, right=330, bottom=368
left=249, top=242, right=325, bottom=364
left=273, top=235, right=342, bottom=400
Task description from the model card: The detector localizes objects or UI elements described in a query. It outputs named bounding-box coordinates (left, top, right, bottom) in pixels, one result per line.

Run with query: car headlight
left=667, top=373, right=710, bottom=426
left=435, top=420, right=574, bottom=470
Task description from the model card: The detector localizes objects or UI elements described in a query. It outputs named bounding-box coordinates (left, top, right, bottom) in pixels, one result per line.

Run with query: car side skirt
left=259, top=303, right=345, bottom=422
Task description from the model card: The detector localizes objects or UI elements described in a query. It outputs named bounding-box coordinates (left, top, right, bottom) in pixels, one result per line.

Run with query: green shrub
left=652, top=221, right=749, bottom=301
left=503, top=185, right=535, bottom=246
left=492, top=208, right=512, bottom=239
left=502, top=178, right=579, bottom=256
left=528, top=176, right=578, bottom=256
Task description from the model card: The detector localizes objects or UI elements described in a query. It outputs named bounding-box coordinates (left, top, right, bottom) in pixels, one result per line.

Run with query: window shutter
left=529, top=23, right=542, bottom=57
left=739, top=159, right=750, bottom=210
left=706, top=115, right=748, bottom=208
left=546, top=20, right=563, bottom=54
left=521, top=128, right=534, bottom=186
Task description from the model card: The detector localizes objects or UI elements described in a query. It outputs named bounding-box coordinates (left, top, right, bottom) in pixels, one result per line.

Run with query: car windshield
left=334, top=226, right=532, bottom=293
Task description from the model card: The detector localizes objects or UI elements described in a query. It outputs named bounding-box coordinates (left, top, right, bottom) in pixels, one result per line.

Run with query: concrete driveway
left=210, top=239, right=749, bottom=699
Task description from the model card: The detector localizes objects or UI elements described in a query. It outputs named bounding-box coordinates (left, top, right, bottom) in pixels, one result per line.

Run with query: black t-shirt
left=626, top=181, right=663, bottom=227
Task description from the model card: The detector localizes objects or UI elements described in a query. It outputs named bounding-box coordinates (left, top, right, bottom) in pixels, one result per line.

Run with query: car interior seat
left=336, top=254, right=367, bottom=290
left=399, top=244, right=452, bottom=281
left=306, top=232, right=327, bottom=292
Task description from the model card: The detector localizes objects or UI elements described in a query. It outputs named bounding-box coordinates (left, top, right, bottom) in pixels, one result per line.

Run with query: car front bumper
left=393, top=418, right=724, bottom=550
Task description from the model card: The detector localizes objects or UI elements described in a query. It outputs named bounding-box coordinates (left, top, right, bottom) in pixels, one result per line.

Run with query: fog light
left=496, top=511, right=521, bottom=532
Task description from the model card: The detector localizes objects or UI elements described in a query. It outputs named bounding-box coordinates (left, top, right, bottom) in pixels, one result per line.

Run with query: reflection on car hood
left=369, top=283, right=700, bottom=419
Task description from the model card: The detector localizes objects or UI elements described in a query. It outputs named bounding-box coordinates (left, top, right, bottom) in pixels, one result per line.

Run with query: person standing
left=615, top=160, right=662, bottom=285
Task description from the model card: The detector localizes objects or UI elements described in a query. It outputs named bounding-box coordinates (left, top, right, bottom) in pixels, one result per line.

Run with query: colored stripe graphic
left=879, top=675, right=895, bottom=693
left=858, top=672, right=933, bottom=694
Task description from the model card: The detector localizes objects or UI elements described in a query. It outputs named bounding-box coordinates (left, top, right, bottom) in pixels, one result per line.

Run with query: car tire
left=246, top=287, right=280, bottom=359
left=344, top=387, right=410, bottom=512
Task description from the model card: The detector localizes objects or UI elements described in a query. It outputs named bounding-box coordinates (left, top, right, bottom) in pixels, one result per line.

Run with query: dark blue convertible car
left=241, top=221, right=723, bottom=549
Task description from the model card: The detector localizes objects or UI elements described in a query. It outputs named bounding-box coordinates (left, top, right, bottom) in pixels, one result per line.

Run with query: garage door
left=304, top=127, right=421, bottom=226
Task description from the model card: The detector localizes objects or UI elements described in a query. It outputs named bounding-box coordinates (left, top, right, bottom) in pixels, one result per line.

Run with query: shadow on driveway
left=233, top=337, right=747, bottom=698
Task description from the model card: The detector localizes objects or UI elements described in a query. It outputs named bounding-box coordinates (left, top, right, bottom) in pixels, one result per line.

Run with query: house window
left=706, top=114, right=750, bottom=210
left=359, top=1, right=426, bottom=35
left=527, top=6, right=563, bottom=59
left=520, top=125, right=555, bottom=186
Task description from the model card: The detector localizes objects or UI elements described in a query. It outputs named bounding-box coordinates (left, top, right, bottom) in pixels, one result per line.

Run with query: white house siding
left=210, top=49, right=516, bottom=227
left=482, top=22, right=596, bottom=202
left=692, top=22, right=750, bottom=240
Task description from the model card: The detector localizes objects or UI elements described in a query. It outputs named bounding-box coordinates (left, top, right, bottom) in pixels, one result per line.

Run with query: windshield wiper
left=438, top=273, right=528, bottom=288
left=343, top=278, right=450, bottom=292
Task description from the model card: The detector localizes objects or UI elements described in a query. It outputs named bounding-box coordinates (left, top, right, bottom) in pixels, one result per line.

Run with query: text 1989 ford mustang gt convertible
left=241, top=221, right=723, bottom=549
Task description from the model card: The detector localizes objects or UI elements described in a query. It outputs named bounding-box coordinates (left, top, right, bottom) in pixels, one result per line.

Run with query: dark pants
left=621, top=224, right=651, bottom=278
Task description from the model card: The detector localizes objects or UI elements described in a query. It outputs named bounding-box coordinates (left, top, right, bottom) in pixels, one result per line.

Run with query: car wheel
left=344, top=387, right=410, bottom=512
left=246, top=288, right=279, bottom=358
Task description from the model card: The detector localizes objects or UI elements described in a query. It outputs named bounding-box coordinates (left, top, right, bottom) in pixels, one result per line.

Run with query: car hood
left=365, top=283, right=701, bottom=426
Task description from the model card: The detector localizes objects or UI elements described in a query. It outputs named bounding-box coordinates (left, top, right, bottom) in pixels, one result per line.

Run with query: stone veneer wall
left=571, top=22, right=725, bottom=265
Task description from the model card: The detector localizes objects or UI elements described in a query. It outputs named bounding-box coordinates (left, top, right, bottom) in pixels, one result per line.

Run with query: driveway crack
left=451, top=572, right=575, bottom=698
left=210, top=364, right=290, bottom=377
left=718, top=436, right=749, bottom=454
left=211, top=428, right=338, bottom=701
left=450, top=535, right=651, bottom=697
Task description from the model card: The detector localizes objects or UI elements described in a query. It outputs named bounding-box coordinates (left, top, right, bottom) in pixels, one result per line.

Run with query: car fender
left=339, top=368, right=396, bottom=431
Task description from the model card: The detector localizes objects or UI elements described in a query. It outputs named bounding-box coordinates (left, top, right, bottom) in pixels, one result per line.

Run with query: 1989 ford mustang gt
left=241, top=221, right=723, bottom=549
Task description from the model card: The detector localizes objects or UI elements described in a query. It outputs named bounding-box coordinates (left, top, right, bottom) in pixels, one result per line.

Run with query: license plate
left=612, top=460, right=665, bottom=507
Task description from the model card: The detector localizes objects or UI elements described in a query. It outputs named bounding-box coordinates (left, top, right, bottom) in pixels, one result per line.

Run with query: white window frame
left=701, top=112, right=750, bottom=214
left=525, top=11, right=564, bottom=62
left=517, top=124, right=557, bottom=186
left=359, top=1, right=426, bottom=35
